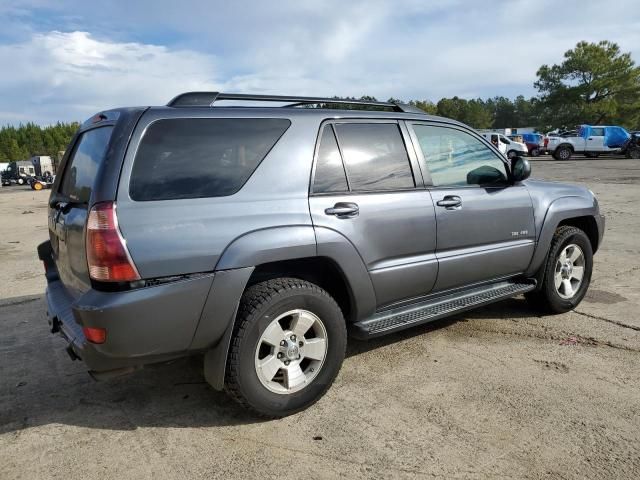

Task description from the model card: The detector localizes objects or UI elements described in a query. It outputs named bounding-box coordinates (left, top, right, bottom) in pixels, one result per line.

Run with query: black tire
left=507, top=150, right=517, bottom=159
left=555, top=146, right=572, bottom=160
left=627, top=148, right=640, bottom=159
left=224, top=278, right=347, bottom=417
left=530, top=148, right=540, bottom=157
left=526, top=226, right=593, bottom=314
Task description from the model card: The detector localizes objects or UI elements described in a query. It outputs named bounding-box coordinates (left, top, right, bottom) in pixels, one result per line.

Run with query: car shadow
left=0, top=293, right=538, bottom=433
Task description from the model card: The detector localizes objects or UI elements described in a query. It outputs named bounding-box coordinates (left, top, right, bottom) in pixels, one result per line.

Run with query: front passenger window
left=412, top=125, right=508, bottom=187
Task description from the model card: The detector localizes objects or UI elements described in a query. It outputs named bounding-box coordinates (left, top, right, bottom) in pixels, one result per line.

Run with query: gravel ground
left=1, top=156, right=639, bottom=479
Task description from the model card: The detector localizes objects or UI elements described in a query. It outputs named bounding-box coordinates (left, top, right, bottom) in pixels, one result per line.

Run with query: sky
left=0, top=0, right=639, bottom=125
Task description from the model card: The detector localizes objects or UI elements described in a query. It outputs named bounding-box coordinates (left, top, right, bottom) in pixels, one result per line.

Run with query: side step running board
left=351, top=280, right=535, bottom=339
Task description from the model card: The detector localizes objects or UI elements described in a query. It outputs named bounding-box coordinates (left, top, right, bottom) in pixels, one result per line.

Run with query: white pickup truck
left=478, top=132, right=529, bottom=158
left=547, top=125, right=630, bottom=160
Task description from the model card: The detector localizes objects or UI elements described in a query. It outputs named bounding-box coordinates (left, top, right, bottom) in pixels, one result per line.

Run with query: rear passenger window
left=334, top=123, right=414, bottom=191
left=130, top=118, right=291, bottom=201
left=313, top=126, right=348, bottom=193
left=59, top=126, right=113, bottom=203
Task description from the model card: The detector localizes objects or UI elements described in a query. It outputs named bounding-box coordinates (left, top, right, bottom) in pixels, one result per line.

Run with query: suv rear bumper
left=39, top=241, right=216, bottom=374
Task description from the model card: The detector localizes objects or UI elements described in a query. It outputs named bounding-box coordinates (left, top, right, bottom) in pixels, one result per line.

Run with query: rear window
left=59, top=126, right=113, bottom=203
left=333, top=123, right=414, bottom=191
left=130, top=118, right=291, bottom=201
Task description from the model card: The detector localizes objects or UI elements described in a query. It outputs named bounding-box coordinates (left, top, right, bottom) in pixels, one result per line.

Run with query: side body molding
left=314, top=226, right=377, bottom=322
left=525, top=194, right=600, bottom=276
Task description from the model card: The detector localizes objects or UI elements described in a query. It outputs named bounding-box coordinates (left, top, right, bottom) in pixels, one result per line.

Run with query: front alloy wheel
left=526, top=226, right=593, bottom=313
left=554, top=244, right=585, bottom=299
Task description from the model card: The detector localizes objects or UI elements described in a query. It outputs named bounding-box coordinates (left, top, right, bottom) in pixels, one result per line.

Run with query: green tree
left=436, top=97, right=492, bottom=128
left=535, top=40, right=640, bottom=129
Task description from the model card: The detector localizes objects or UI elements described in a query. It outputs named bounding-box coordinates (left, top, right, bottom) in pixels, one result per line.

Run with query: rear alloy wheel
left=224, top=278, right=346, bottom=417
left=555, top=146, right=572, bottom=161
left=526, top=226, right=593, bottom=313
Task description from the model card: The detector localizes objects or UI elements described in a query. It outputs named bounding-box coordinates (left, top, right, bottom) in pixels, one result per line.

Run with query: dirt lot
left=1, top=157, right=639, bottom=479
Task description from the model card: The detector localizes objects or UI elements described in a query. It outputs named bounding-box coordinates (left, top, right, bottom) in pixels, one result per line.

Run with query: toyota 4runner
left=39, top=92, right=605, bottom=416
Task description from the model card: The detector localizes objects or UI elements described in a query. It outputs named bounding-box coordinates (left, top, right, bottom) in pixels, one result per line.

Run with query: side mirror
left=467, top=165, right=507, bottom=186
left=510, top=156, right=531, bottom=182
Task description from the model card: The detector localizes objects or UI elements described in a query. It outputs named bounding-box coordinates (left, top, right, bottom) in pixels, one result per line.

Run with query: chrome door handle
left=436, top=196, right=462, bottom=209
left=325, top=202, right=359, bottom=218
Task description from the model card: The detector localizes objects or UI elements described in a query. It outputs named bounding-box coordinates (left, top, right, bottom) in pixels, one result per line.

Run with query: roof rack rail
left=166, top=92, right=426, bottom=114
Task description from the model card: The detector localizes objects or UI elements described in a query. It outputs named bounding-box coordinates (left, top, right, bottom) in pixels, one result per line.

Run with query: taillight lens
left=83, top=326, right=107, bottom=344
left=86, top=202, right=140, bottom=282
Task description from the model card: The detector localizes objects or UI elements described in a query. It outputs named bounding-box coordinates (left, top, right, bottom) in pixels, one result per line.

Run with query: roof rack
left=166, top=92, right=426, bottom=114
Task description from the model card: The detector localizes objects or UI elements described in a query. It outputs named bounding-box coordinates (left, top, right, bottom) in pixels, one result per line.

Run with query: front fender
left=525, top=195, right=599, bottom=276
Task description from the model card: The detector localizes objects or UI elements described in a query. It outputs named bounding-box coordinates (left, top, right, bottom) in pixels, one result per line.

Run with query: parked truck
left=478, top=131, right=529, bottom=158
left=547, top=125, right=630, bottom=160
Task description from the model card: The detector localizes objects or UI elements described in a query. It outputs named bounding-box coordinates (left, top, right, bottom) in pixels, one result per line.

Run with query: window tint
left=313, top=126, right=348, bottom=193
left=590, top=127, right=605, bottom=136
left=130, top=118, right=291, bottom=201
left=334, top=123, right=414, bottom=191
left=60, top=126, right=113, bottom=203
left=412, top=125, right=508, bottom=187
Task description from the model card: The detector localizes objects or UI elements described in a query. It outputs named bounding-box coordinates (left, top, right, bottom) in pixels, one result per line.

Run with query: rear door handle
left=436, top=196, right=462, bottom=209
left=325, top=202, right=359, bottom=218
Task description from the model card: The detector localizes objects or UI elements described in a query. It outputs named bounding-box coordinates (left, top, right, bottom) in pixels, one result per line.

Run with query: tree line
left=338, top=41, right=640, bottom=132
left=1, top=40, right=638, bottom=163
left=0, top=122, right=79, bottom=163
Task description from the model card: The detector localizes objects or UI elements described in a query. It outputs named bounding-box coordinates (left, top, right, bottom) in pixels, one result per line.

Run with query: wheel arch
left=525, top=195, right=601, bottom=277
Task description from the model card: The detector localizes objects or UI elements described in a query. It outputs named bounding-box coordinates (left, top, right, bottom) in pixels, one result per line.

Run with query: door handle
left=436, top=196, right=462, bottom=209
left=325, top=202, right=359, bottom=218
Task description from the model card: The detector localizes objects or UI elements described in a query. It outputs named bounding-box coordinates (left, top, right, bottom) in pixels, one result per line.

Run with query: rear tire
left=526, top=226, right=593, bottom=314
left=530, top=148, right=540, bottom=157
left=224, top=278, right=347, bottom=417
left=627, top=148, right=640, bottom=159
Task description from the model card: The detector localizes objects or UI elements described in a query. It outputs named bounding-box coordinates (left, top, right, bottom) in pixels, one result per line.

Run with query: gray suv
left=38, top=92, right=605, bottom=417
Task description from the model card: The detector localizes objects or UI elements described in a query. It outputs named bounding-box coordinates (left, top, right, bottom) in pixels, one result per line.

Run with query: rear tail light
left=86, top=202, right=140, bottom=282
left=83, top=326, right=107, bottom=344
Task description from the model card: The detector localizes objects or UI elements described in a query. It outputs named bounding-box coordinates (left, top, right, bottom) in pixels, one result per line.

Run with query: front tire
left=554, top=146, right=572, bottom=161
left=224, top=278, right=347, bottom=417
left=526, top=226, right=593, bottom=313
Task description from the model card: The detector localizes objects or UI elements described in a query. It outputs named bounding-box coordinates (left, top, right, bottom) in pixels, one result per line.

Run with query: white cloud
left=0, top=0, right=639, bottom=124
left=0, top=31, right=220, bottom=124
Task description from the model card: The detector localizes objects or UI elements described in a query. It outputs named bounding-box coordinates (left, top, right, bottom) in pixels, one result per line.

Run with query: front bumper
left=39, top=242, right=215, bottom=373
